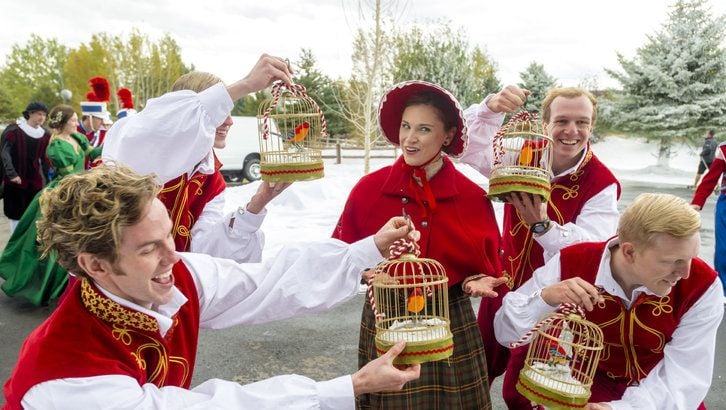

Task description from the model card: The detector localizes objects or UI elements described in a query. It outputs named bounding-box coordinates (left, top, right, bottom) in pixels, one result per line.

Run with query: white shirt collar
left=595, top=237, right=661, bottom=308
left=17, top=120, right=46, bottom=139
left=190, top=150, right=216, bottom=176
left=94, top=283, right=188, bottom=337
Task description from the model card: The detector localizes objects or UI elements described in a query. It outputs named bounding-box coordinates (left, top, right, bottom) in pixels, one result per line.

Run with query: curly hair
left=36, top=164, right=161, bottom=278
left=47, top=104, right=76, bottom=130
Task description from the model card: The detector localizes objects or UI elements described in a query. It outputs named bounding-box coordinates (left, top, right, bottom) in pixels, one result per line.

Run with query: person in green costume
left=0, top=104, right=101, bottom=305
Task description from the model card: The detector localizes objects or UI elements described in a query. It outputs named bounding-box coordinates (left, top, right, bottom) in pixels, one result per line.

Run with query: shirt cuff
left=229, top=207, right=266, bottom=234
left=198, top=83, right=234, bottom=127
left=317, top=375, right=355, bottom=410
left=347, top=236, right=385, bottom=272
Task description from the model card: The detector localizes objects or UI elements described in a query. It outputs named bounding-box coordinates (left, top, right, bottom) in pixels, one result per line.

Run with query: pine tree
left=606, top=0, right=726, bottom=167
left=517, top=62, right=558, bottom=114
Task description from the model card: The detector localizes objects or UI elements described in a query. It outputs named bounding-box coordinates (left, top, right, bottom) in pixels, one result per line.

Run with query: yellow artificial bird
left=518, top=145, right=533, bottom=166
left=406, top=288, right=425, bottom=313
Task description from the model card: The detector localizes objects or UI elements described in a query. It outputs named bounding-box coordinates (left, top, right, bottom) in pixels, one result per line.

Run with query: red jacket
left=692, top=142, right=726, bottom=207
left=3, top=262, right=201, bottom=409
left=333, top=156, right=502, bottom=285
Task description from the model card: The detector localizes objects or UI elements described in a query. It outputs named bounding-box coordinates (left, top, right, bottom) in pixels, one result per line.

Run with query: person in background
left=78, top=76, right=111, bottom=150
left=103, top=55, right=292, bottom=262
left=115, top=87, right=138, bottom=120
left=691, top=136, right=726, bottom=303
left=495, top=193, right=723, bottom=410
left=0, top=101, right=50, bottom=232
left=692, top=129, right=718, bottom=189
left=0, top=105, right=101, bottom=305
left=4, top=164, right=421, bottom=409
left=461, top=85, right=621, bottom=407
left=334, top=80, right=506, bottom=409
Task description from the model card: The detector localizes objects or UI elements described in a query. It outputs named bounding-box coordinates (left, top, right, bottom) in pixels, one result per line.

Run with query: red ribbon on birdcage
left=261, top=81, right=328, bottom=140
left=509, top=302, right=586, bottom=349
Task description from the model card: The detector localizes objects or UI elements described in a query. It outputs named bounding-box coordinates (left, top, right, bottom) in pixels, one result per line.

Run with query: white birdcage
left=369, top=240, right=452, bottom=365
left=489, top=111, right=553, bottom=202
left=257, top=82, right=327, bottom=182
left=513, top=304, right=604, bottom=410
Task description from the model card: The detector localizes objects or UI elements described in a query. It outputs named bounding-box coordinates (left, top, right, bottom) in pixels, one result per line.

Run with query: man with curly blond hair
left=4, top=165, right=422, bottom=409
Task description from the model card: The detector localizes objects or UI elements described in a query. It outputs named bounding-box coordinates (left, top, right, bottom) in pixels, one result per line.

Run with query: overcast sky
left=3, top=0, right=726, bottom=90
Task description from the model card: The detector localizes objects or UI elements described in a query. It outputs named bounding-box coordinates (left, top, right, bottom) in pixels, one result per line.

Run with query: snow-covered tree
left=606, top=0, right=726, bottom=167
left=517, top=62, right=558, bottom=114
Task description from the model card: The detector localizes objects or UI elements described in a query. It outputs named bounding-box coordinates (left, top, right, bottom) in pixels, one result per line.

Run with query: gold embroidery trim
left=81, top=278, right=159, bottom=332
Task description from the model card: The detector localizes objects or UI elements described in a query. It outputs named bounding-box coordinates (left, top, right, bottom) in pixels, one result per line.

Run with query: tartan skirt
left=357, top=285, right=492, bottom=410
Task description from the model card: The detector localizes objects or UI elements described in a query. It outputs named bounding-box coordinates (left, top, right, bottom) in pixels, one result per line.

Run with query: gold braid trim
left=81, top=278, right=159, bottom=332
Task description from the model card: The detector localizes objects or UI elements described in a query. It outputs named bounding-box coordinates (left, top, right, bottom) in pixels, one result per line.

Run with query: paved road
left=0, top=180, right=723, bottom=408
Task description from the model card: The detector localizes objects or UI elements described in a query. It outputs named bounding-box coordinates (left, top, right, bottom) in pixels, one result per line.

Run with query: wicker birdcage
left=513, top=304, right=604, bottom=410
left=369, top=240, right=453, bottom=365
left=489, top=111, right=553, bottom=202
left=257, top=82, right=327, bottom=182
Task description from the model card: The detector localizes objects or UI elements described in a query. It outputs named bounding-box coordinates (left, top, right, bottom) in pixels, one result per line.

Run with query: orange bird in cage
left=407, top=288, right=425, bottom=313
left=286, top=121, right=310, bottom=143
left=518, top=145, right=533, bottom=166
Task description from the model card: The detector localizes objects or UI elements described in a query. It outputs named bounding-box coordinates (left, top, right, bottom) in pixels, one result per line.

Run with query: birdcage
left=513, top=304, right=604, bottom=410
left=489, top=111, right=553, bottom=202
left=257, top=82, right=327, bottom=182
left=369, top=240, right=452, bottom=365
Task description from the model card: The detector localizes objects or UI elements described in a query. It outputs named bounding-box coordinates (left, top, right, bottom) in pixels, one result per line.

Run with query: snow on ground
left=224, top=136, right=704, bottom=259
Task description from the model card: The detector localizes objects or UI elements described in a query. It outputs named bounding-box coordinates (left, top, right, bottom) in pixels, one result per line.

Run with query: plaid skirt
left=357, top=286, right=491, bottom=410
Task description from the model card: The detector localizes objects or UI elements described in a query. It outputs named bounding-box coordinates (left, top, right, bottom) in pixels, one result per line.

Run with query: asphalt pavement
left=0, top=180, right=724, bottom=408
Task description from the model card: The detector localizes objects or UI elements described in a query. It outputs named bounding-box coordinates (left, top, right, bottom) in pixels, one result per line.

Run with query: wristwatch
left=530, top=218, right=551, bottom=235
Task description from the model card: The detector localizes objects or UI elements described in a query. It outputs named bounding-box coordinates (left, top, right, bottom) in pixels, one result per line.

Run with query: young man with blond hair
left=4, top=165, right=421, bottom=409
left=461, top=86, right=621, bottom=405
left=495, top=193, right=723, bottom=409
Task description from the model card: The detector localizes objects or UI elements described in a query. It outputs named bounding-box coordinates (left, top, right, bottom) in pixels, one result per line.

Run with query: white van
left=215, top=116, right=262, bottom=182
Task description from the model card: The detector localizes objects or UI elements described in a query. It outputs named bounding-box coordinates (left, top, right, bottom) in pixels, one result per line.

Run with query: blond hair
left=171, top=71, right=223, bottom=93
left=36, top=165, right=160, bottom=278
left=541, top=87, right=598, bottom=126
left=618, top=193, right=701, bottom=247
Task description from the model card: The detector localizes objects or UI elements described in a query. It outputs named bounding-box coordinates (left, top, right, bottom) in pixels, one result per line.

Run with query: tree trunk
left=656, top=136, right=672, bottom=168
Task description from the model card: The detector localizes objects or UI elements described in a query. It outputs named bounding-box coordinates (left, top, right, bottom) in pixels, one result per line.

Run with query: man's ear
left=76, top=253, right=113, bottom=281
left=620, top=242, right=636, bottom=263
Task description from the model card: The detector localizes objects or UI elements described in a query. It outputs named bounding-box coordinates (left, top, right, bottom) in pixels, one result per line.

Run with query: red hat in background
left=81, top=77, right=111, bottom=123
left=116, top=87, right=137, bottom=119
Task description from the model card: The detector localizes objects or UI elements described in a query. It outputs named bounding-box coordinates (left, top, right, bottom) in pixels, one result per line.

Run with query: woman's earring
left=442, top=140, right=451, bottom=147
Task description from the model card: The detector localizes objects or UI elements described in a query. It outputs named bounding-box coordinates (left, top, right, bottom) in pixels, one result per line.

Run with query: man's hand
left=486, top=85, right=531, bottom=113
left=691, top=204, right=702, bottom=211
left=585, top=403, right=612, bottom=410
left=352, top=341, right=421, bottom=396
left=464, top=276, right=508, bottom=298
left=245, top=182, right=292, bottom=214
left=506, top=192, right=548, bottom=226
left=373, top=216, right=421, bottom=258
left=9, top=176, right=21, bottom=184
left=541, top=278, right=604, bottom=311
left=227, top=54, right=294, bottom=100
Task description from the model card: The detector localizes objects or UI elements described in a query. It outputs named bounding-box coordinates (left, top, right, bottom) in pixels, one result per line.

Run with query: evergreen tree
left=517, top=62, right=558, bottom=114
left=606, top=0, right=726, bottom=166
left=292, top=49, right=349, bottom=138
left=391, top=24, right=500, bottom=107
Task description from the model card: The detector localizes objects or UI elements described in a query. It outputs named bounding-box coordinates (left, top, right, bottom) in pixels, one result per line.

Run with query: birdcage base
left=375, top=331, right=453, bottom=365
left=488, top=174, right=551, bottom=202
left=517, top=364, right=590, bottom=410
left=260, top=160, right=325, bottom=182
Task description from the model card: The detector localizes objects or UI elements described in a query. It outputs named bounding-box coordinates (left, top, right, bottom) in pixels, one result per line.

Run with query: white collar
left=17, top=120, right=46, bottom=139
left=190, top=150, right=215, bottom=176
left=594, top=237, right=662, bottom=308
left=94, top=283, right=188, bottom=337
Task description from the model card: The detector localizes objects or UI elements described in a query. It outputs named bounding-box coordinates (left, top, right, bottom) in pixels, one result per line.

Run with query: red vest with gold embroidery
left=3, top=262, right=200, bottom=410
left=502, top=149, right=621, bottom=289
left=560, top=241, right=716, bottom=399
left=158, top=154, right=226, bottom=252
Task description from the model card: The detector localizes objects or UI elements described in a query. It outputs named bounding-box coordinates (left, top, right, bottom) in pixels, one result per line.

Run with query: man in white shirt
left=495, top=193, right=723, bottom=410
left=3, top=165, right=421, bottom=410
left=461, top=86, right=621, bottom=404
